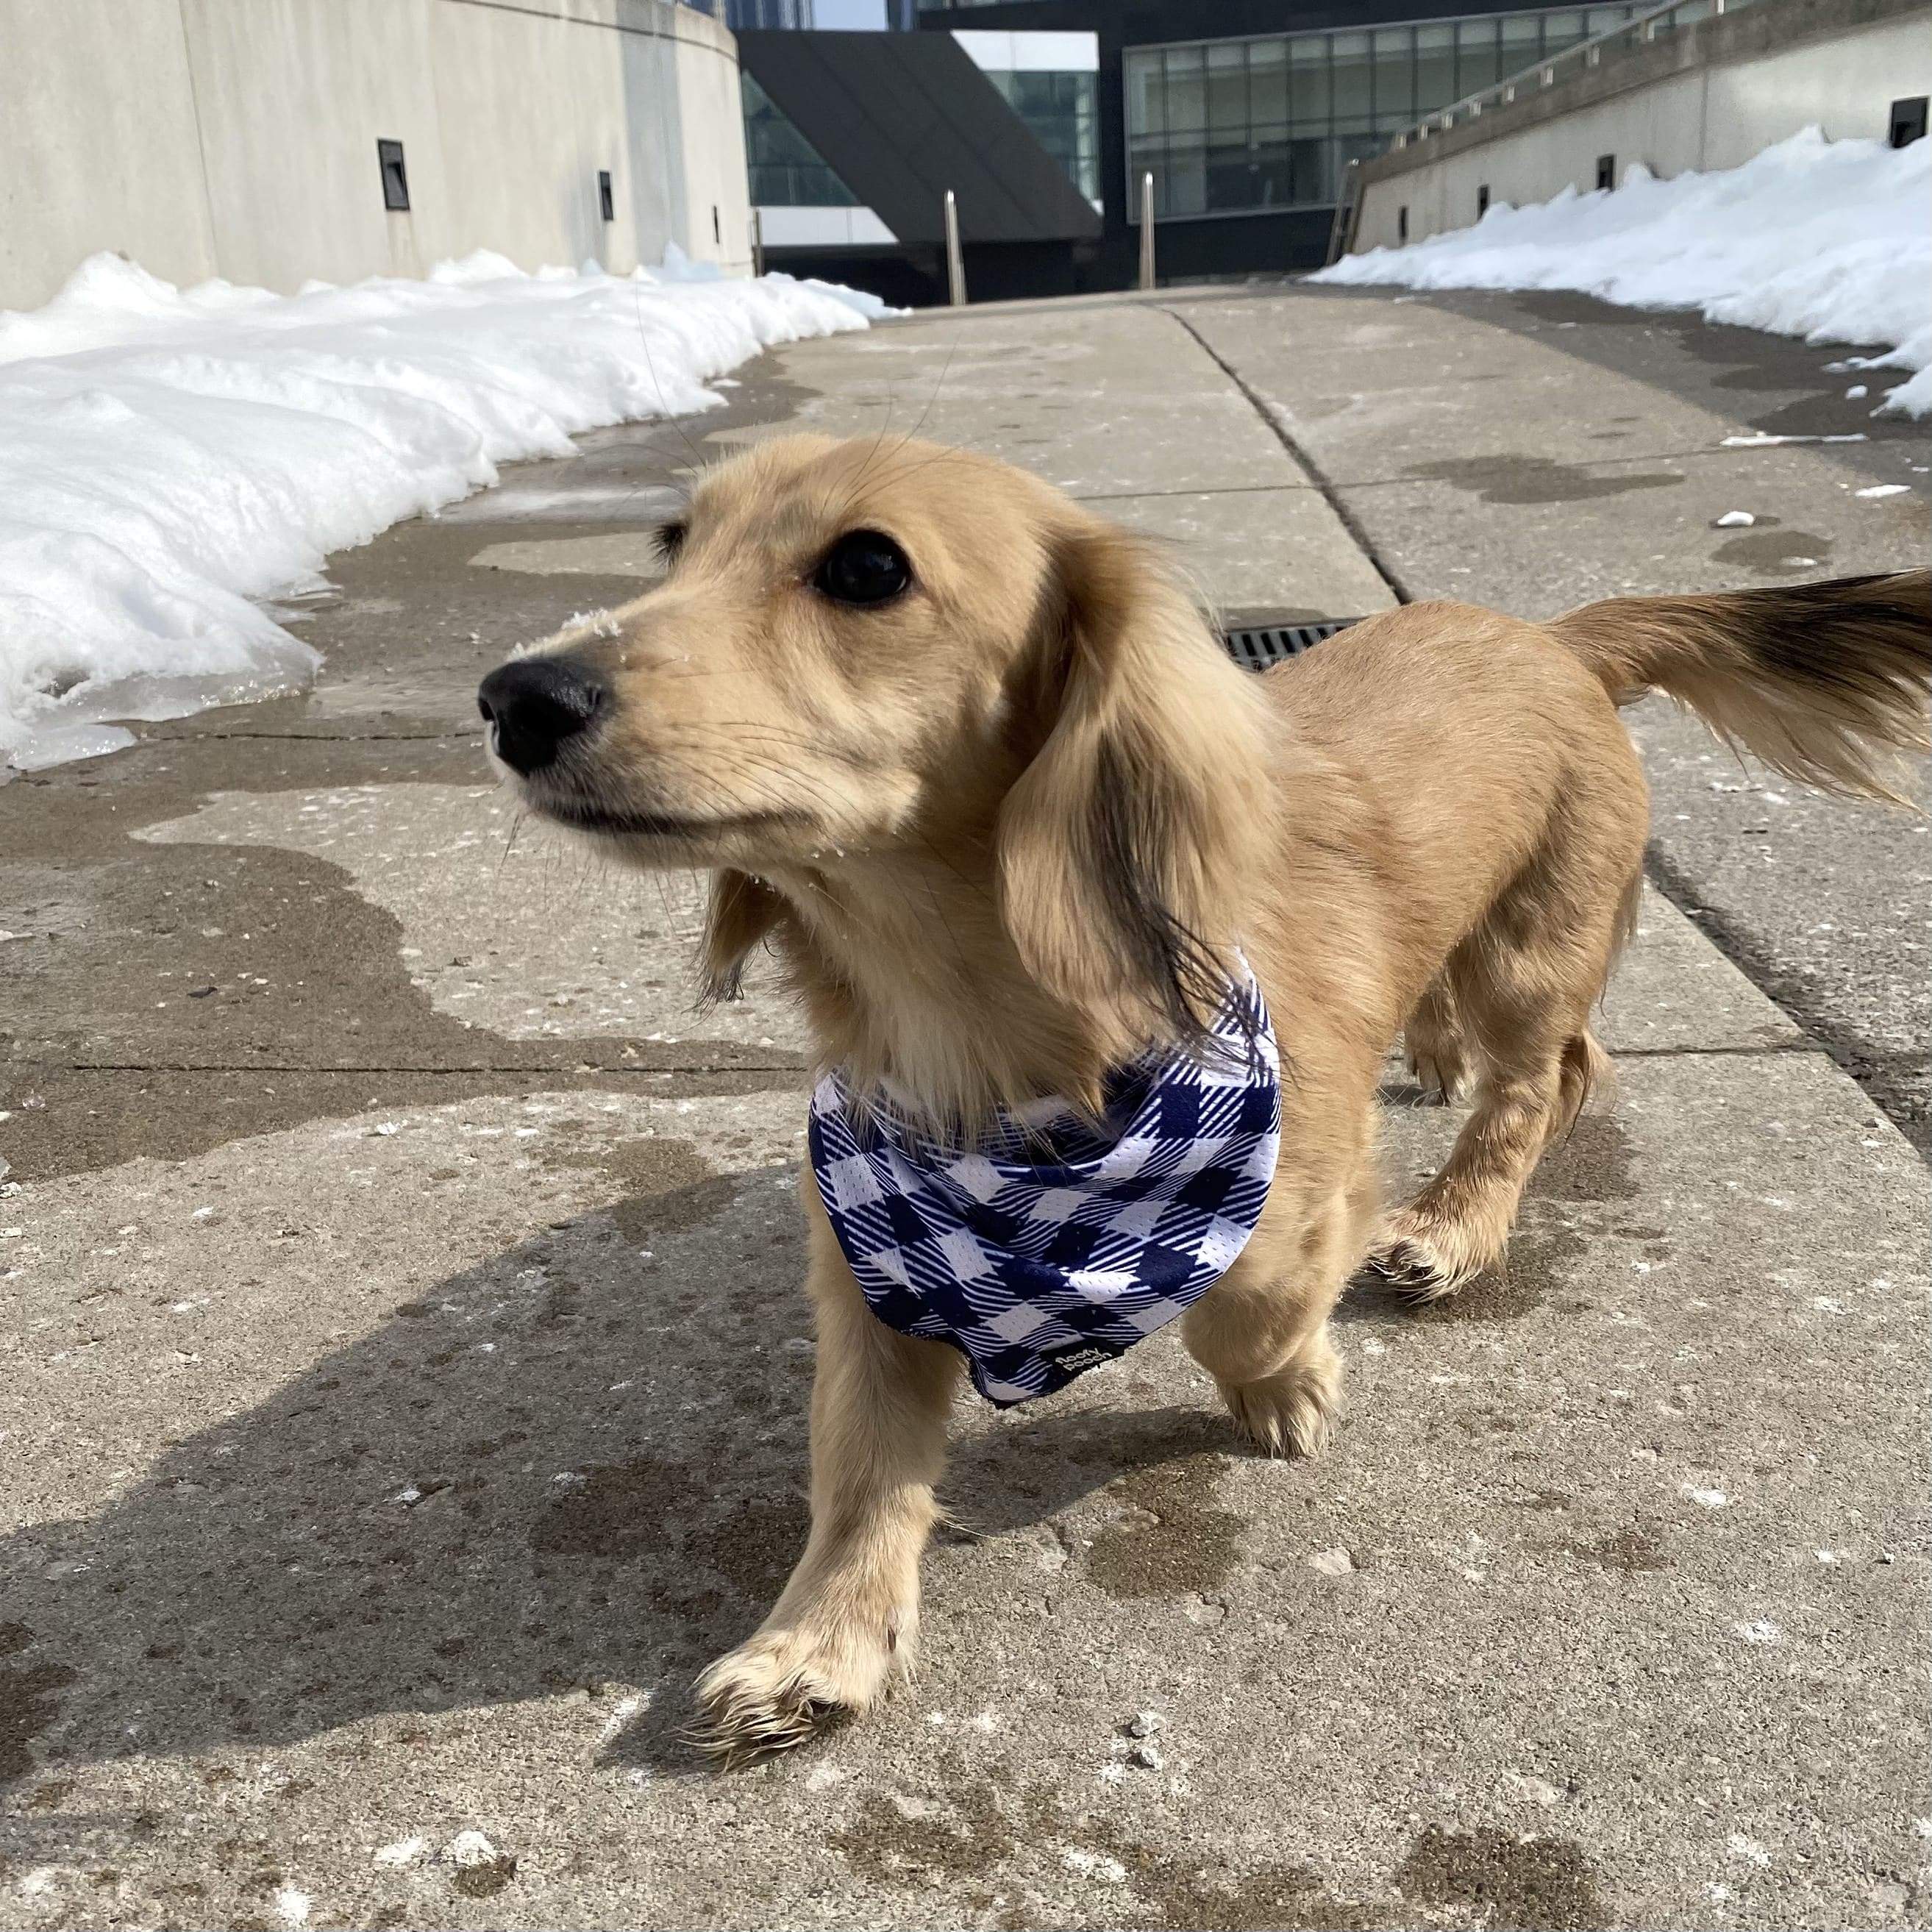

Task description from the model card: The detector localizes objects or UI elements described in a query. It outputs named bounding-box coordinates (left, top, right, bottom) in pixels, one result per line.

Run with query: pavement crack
left=1606, top=1041, right=1817, bottom=1060
left=13, top=1060, right=807, bottom=1077
left=1072, top=481, right=1320, bottom=502
left=1644, top=847, right=1930, bottom=1159
left=1155, top=302, right=1415, bottom=605
left=155, top=729, right=485, bottom=744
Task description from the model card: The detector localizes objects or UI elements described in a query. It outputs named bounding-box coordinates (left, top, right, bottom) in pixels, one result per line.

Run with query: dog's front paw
left=1220, top=1329, right=1344, bottom=1458
left=690, top=1611, right=910, bottom=1766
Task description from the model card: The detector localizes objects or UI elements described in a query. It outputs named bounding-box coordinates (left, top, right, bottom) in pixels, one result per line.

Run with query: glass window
left=1414, top=24, right=1457, bottom=111
left=989, top=67, right=1102, bottom=204
left=1164, top=45, right=1206, bottom=133
left=1291, top=136, right=1336, bottom=206
left=1246, top=134, right=1294, bottom=207
left=1500, top=14, right=1544, bottom=67
left=1457, top=18, right=1502, bottom=93
left=1206, top=136, right=1255, bottom=212
left=1124, top=6, right=1646, bottom=223
left=1124, top=48, right=1165, bottom=137
left=1372, top=26, right=1416, bottom=121
left=1288, top=36, right=1330, bottom=125
left=1205, top=41, right=1248, bottom=138
left=1330, top=32, right=1372, bottom=119
left=1165, top=145, right=1207, bottom=217
left=741, top=74, right=857, bottom=207
left=1540, top=8, right=1587, bottom=54
left=1249, top=38, right=1288, bottom=132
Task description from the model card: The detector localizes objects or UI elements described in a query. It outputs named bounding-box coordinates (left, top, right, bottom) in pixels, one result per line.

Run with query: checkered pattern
left=809, top=973, right=1280, bottom=1406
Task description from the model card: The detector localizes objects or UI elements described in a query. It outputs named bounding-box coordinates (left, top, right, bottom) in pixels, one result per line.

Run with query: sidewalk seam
left=1155, top=304, right=1414, bottom=606
left=1644, top=848, right=1930, bottom=1158
left=5, top=1059, right=808, bottom=1075
left=8, top=1044, right=1823, bottom=1074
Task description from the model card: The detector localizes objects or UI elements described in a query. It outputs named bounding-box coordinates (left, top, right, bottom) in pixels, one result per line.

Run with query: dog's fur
left=483, top=433, right=1930, bottom=1761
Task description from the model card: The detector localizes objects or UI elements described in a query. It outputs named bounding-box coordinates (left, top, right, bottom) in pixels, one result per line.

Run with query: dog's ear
left=700, top=868, right=785, bottom=1004
left=997, top=518, right=1270, bottom=1046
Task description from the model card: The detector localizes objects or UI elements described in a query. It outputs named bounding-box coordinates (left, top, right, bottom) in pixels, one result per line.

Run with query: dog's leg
left=1182, top=1172, right=1372, bottom=1458
left=1369, top=864, right=1633, bottom=1300
left=691, top=1197, right=961, bottom=1763
left=1404, top=974, right=1469, bottom=1105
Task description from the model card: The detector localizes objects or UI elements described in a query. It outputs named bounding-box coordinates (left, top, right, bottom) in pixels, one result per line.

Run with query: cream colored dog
left=477, top=432, right=1929, bottom=1761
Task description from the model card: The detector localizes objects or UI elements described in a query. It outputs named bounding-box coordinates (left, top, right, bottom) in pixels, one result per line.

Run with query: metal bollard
left=1138, top=171, right=1156, bottom=290
left=749, top=207, right=763, bottom=279
left=944, top=190, right=966, bottom=307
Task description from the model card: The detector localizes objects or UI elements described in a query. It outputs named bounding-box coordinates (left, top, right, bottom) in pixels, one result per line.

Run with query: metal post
left=944, top=190, right=966, bottom=307
left=749, top=207, right=763, bottom=279
left=1138, top=171, right=1156, bottom=290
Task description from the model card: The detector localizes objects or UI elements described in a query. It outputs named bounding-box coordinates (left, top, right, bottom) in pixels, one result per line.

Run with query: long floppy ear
left=996, top=517, right=1272, bottom=1047
left=699, top=868, right=785, bottom=1005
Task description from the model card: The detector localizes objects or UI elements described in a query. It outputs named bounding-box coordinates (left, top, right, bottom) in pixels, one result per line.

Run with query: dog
left=477, top=432, right=1929, bottom=1762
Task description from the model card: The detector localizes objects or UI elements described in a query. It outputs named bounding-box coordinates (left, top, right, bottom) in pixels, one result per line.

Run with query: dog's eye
left=814, top=529, right=911, bottom=607
left=655, top=521, right=688, bottom=566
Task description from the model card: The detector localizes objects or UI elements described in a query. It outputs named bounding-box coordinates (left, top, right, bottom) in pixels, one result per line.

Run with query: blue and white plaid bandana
left=808, top=972, right=1280, bottom=1406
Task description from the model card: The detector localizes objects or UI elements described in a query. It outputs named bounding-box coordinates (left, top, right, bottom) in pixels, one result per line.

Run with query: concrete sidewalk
left=2, top=291, right=1927, bottom=1932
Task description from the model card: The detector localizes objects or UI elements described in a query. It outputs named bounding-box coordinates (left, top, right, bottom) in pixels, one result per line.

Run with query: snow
left=1313, top=129, right=1932, bottom=417
left=1713, top=510, right=1755, bottom=528
left=0, top=249, right=888, bottom=771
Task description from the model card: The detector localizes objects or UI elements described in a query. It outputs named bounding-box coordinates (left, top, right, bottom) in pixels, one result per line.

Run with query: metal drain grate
left=1219, top=617, right=1360, bottom=672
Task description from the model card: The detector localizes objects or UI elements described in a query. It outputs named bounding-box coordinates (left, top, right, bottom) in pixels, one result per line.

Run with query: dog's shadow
left=1, top=1166, right=1261, bottom=1793
left=7, top=1115, right=1636, bottom=1793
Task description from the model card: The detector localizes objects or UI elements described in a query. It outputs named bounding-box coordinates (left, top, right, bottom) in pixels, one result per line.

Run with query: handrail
left=1387, top=0, right=1742, bottom=152
left=1323, top=160, right=1363, bottom=266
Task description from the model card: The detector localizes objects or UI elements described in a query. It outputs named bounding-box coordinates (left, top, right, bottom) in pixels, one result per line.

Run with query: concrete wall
left=0, top=0, right=751, bottom=311
left=0, top=0, right=221, bottom=308
left=1350, top=0, right=1932, bottom=252
left=671, top=17, right=756, bottom=269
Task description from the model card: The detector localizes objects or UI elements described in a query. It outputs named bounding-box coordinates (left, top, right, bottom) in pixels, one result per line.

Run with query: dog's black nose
left=477, top=657, right=604, bottom=774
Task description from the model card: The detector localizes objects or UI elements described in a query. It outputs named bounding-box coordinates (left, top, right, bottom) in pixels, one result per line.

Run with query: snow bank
left=0, top=251, right=886, bottom=771
left=1313, top=129, right=1931, bottom=416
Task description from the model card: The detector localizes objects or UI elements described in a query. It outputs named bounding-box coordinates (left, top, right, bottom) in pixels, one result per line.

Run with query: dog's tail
left=1549, top=570, right=1931, bottom=803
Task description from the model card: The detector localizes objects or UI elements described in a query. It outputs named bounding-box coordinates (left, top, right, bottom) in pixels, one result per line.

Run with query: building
left=1339, top=0, right=1930, bottom=253
left=912, top=0, right=1653, bottom=284
left=1, top=0, right=755, bottom=311
left=738, top=29, right=1103, bottom=304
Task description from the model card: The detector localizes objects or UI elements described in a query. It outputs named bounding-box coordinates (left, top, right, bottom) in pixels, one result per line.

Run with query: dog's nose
left=477, top=657, right=604, bottom=774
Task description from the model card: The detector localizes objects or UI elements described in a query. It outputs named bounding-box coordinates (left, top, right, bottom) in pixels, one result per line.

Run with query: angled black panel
left=737, top=31, right=1103, bottom=245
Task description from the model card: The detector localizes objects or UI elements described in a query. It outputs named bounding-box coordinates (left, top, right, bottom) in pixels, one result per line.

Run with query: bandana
left=808, top=972, right=1280, bottom=1406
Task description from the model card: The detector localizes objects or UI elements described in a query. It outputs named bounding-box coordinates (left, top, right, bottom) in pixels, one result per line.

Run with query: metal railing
left=1387, top=0, right=1752, bottom=150
left=1323, top=160, right=1364, bottom=267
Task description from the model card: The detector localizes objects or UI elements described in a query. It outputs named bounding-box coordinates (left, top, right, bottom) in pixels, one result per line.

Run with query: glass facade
left=1124, top=6, right=1645, bottom=220
left=742, top=74, right=858, bottom=207
left=711, top=0, right=816, bottom=26
left=983, top=68, right=1102, bottom=204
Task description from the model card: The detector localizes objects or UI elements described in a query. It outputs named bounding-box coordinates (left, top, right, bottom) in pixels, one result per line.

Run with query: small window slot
left=378, top=139, right=410, bottom=213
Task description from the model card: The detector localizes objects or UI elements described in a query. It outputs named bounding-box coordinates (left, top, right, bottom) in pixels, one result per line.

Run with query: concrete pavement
left=2, top=288, right=1928, bottom=1932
